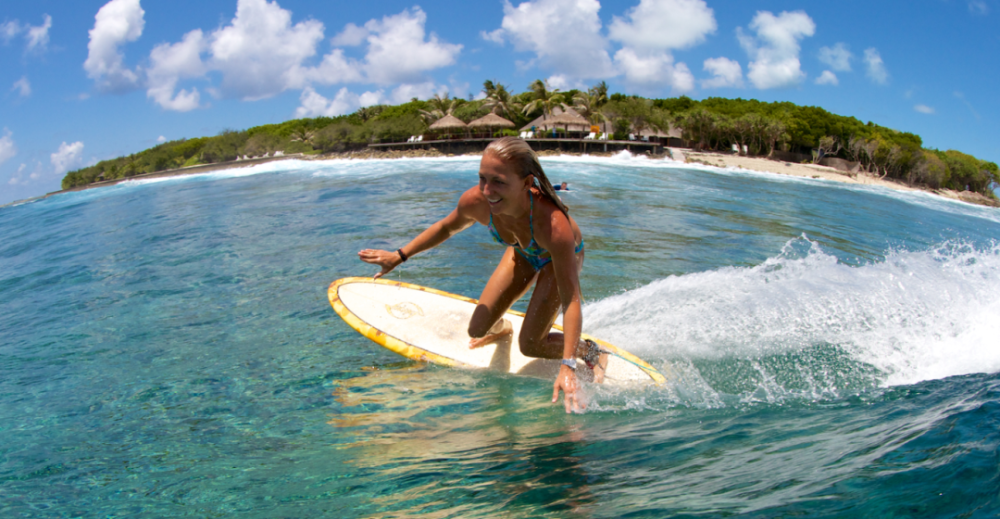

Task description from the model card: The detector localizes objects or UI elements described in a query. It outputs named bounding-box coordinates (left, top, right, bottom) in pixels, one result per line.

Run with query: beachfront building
left=467, top=113, right=516, bottom=139
left=521, top=106, right=591, bottom=139
left=426, top=114, right=468, bottom=140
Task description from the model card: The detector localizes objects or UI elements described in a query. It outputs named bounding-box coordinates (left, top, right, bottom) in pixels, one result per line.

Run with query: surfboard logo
left=386, top=302, right=424, bottom=319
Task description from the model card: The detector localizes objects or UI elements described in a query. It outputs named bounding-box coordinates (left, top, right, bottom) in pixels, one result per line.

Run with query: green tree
left=522, top=79, right=566, bottom=121
left=572, top=90, right=609, bottom=126
left=419, top=93, right=460, bottom=125
left=482, top=82, right=520, bottom=122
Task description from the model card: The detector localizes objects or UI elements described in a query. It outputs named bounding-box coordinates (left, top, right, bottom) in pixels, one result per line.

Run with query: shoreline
left=12, top=148, right=998, bottom=209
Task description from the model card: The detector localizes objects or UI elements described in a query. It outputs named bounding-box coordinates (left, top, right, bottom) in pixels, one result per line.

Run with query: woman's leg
left=519, top=252, right=607, bottom=381
left=468, top=247, right=538, bottom=348
left=518, top=251, right=585, bottom=359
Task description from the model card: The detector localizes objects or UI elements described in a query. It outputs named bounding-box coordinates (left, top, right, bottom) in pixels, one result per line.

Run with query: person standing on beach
left=358, top=137, right=604, bottom=413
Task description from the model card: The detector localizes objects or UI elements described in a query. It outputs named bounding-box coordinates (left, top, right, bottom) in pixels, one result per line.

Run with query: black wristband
left=397, top=248, right=408, bottom=262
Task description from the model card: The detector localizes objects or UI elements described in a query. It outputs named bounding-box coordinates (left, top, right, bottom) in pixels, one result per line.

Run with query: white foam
left=585, top=236, right=1000, bottom=388
left=116, top=159, right=314, bottom=188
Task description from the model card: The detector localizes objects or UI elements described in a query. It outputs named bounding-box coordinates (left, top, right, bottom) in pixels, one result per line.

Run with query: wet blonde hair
left=484, top=137, right=569, bottom=214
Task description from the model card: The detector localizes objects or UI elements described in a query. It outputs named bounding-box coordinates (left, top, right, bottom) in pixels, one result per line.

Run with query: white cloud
left=614, top=48, right=694, bottom=93
left=2, top=14, right=52, bottom=53
left=299, top=49, right=364, bottom=86
left=815, top=70, right=838, bottom=85
left=331, top=23, right=368, bottom=46
left=8, top=162, right=45, bottom=186
left=546, top=74, right=584, bottom=91
left=388, top=82, right=440, bottom=104
left=701, top=57, right=743, bottom=88
left=480, top=28, right=505, bottom=45
left=51, top=141, right=85, bottom=175
left=969, top=1, right=989, bottom=15
left=359, top=90, right=386, bottom=106
left=608, top=0, right=716, bottom=50
left=84, top=0, right=145, bottom=93
left=360, top=8, right=462, bottom=85
left=863, top=47, right=888, bottom=84
left=157, top=135, right=167, bottom=143
left=738, top=10, right=815, bottom=89
left=146, top=29, right=207, bottom=111
left=294, top=86, right=381, bottom=117
left=208, top=0, right=326, bottom=100
left=142, top=2, right=456, bottom=110
left=12, top=77, right=31, bottom=97
left=25, top=14, right=52, bottom=52
left=818, top=42, right=851, bottom=72
left=0, top=129, right=17, bottom=166
left=8, top=164, right=25, bottom=186
left=914, top=104, right=934, bottom=114
left=489, top=0, right=615, bottom=79
left=1, top=20, right=20, bottom=43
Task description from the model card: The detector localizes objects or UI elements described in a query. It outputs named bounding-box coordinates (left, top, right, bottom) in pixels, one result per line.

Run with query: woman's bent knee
left=518, top=330, right=544, bottom=357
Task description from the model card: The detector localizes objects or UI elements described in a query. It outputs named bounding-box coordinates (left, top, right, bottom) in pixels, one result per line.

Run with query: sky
left=1, top=0, right=998, bottom=205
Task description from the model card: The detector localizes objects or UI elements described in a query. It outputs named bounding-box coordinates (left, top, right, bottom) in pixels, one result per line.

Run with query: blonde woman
left=359, top=137, right=606, bottom=413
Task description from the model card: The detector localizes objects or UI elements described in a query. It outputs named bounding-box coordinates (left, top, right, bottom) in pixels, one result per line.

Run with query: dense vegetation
left=62, top=81, right=998, bottom=198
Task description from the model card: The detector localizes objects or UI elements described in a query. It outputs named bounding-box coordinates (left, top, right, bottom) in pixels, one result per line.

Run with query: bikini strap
left=528, top=192, right=535, bottom=243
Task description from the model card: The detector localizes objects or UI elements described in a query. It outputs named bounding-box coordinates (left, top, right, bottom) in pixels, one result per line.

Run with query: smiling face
left=479, top=152, right=532, bottom=216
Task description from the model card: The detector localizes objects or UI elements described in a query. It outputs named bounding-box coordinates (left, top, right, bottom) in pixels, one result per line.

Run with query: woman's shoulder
left=535, top=192, right=572, bottom=231
left=457, top=185, right=489, bottom=222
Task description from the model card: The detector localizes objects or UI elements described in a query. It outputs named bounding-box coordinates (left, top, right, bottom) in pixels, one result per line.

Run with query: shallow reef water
left=1, top=155, right=999, bottom=517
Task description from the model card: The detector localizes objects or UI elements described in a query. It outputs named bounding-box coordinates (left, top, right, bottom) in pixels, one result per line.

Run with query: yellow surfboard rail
left=328, top=276, right=666, bottom=385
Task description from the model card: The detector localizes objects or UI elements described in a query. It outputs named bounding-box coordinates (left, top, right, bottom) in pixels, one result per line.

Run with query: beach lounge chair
left=584, top=132, right=596, bottom=140
left=416, top=135, right=423, bottom=142
left=520, top=131, right=527, bottom=138
left=407, top=136, right=414, bottom=142
left=642, top=135, right=649, bottom=142
left=628, top=134, right=636, bottom=141
left=526, top=131, right=534, bottom=139
left=599, top=133, right=608, bottom=140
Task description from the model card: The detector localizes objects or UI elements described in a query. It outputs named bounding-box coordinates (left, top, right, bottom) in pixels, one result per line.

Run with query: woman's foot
left=581, top=339, right=609, bottom=384
left=469, top=318, right=513, bottom=349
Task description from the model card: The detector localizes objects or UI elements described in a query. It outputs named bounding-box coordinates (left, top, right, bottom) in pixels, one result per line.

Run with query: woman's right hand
left=358, top=249, right=403, bottom=279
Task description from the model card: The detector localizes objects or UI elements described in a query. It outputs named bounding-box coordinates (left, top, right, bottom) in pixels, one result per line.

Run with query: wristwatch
left=561, top=358, right=577, bottom=370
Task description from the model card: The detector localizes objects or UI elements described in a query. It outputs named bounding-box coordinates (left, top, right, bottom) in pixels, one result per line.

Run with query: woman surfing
left=358, top=137, right=606, bottom=413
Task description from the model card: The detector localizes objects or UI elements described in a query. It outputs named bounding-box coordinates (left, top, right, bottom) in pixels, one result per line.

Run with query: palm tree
left=289, top=128, right=315, bottom=146
left=522, top=79, right=567, bottom=121
left=419, top=93, right=459, bottom=125
left=482, top=79, right=498, bottom=99
left=572, top=91, right=609, bottom=126
left=587, top=81, right=608, bottom=105
left=355, top=105, right=384, bottom=122
left=482, top=83, right=520, bottom=121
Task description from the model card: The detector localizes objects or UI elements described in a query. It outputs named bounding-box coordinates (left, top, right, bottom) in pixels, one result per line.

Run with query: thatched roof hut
left=468, top=113, right=515, bottom=129
left=521, top=107, right=592, bottom=132
left=546, top=111, right=590, bottom=128
left=428, top=114, right=468, bottom=131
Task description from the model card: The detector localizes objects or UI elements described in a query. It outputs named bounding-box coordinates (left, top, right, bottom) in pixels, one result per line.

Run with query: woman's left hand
left=553, top=365, right=585, bottom=413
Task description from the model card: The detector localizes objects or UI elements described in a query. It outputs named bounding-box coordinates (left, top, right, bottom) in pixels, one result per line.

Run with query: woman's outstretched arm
left=358, top=187, right=482, bottom=278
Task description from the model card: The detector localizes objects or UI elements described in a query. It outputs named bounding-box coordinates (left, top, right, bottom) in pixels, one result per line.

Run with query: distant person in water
left=554, top=182, right=569, bottom=191
left=358, top=137, right=605, bottom=413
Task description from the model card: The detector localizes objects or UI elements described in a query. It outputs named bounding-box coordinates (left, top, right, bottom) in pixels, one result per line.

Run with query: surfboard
left=328, top=277, right=666, bottom=386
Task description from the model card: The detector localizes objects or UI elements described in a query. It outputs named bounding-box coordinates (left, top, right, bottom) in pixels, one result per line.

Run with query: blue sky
left=1, top=0, right=997, bottom=204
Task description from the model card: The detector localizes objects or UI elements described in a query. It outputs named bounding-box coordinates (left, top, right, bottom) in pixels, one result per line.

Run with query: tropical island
left=61, top=80, right=999, bottom=207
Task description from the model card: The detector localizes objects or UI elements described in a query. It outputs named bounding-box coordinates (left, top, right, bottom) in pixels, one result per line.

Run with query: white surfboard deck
left=329, top=277, right=666, bottom=386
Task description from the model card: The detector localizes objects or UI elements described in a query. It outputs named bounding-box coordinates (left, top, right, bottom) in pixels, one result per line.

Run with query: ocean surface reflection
left=0, top=155, right=998, bottom=517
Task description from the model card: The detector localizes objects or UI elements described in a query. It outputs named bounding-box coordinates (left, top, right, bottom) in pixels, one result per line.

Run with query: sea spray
left=584, top=236, right=1000, bottom=405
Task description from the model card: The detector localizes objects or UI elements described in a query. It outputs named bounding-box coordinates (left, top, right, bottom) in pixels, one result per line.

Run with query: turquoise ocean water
left=1, top=154, right=999, bottom=517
